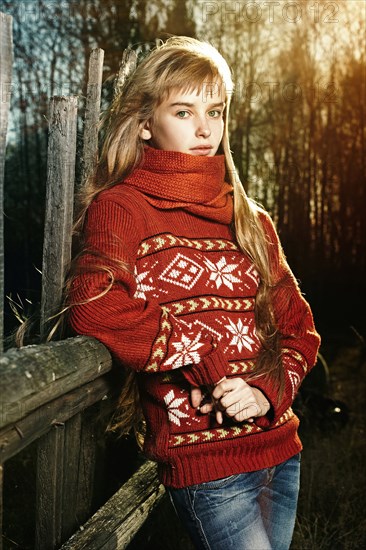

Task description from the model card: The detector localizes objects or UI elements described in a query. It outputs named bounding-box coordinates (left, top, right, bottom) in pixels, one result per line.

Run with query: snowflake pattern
left=164, top=332, right=204, bottom=369
left=133, top=267, right=155, bottom=299
left=164, top=390, right=189, bottom=426
left=204, top=256, right=241, bottom=290
left=225, top=318, right=255, bottom=353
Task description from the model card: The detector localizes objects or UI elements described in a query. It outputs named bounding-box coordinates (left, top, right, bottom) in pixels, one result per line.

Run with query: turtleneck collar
left=123, top=146, right=233, bottom=224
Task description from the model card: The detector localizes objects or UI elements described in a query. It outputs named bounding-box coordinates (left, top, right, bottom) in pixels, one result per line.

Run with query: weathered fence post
left=35, top=46, right=109, bottom=548
left=113, top=48, right=137, bottom=101
left=36, top=95, right=78, bottom=548
left=81, top=48, right=104, bottom=188
left=0, top=12, right=13, bottom=354
left=40, top=95, right=78, bottom=338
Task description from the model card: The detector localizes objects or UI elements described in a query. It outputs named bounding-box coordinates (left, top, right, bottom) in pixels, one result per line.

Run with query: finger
left=191, top=387, right=202, bottom=408
left=225, top=401, right=246, bottom=417
left=216, top=410, right=223, bottom=424
left=220, top=389, right=253, bottom=410
left=212, top=378, right=250, bottom=400
left=199, top=402, right=214, bottom=414
left=212, top=379, right=232, bottom=399
left=225, top=400, right=258, bottom=419
left=235, top=403, right=260, bottom=422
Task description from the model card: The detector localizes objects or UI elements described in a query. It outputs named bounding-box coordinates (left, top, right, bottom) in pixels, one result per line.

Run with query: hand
left=204, top=378, right=271, bottom=423
left=190, top=386, right=225, bottom=424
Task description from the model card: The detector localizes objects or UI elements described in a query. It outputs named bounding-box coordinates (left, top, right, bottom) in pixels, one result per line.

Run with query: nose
left=196, top=119, right=211, bottom=138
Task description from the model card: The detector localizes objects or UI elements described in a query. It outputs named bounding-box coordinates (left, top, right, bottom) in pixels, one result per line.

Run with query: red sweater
left=69, top=147, right=320, bottom=488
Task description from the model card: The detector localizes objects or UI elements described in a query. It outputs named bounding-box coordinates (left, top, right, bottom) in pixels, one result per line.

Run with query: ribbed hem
left=157, top=417, right=302, bottom=488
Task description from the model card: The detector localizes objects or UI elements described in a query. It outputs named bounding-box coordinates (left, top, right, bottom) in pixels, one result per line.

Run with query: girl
left=68, top=37, right=320, bottom=550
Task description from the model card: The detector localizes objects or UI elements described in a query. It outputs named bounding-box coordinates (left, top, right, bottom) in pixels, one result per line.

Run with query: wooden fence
left=0, top=13, right=165, bottom=550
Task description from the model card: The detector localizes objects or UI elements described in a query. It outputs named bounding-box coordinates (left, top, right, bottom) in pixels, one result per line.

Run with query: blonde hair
left=70, top=37, right=284, bottom=440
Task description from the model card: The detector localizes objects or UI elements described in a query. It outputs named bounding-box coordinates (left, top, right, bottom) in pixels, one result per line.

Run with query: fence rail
left=60, top=460, right=164, bottom=550
left=0, top=336, right=111, bottom=460
left=0, top=337, right=165, bottom=549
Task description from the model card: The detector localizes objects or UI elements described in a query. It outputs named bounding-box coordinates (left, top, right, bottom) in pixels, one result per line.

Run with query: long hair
left=68, top=37, right=284, bottom=440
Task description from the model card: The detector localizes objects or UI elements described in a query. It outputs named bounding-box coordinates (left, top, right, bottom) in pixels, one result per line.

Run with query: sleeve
left=68, top=199, right=228, bottom=387
left=248, top=212, right=321, bottom=427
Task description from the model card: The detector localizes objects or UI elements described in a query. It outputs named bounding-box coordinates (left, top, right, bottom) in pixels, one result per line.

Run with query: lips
left=189, top=145, right=213, bottom=156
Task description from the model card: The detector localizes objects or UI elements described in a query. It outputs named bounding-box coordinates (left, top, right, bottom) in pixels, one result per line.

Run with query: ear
left=139, top=120, right=152, bottom=141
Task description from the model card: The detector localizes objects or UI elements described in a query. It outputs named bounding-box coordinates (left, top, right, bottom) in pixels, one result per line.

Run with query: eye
left=207, top=110, right=223, bottom=118
left=176, top=110, right=189, bottom=118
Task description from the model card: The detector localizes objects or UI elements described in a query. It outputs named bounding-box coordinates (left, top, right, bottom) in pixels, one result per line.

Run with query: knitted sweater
left=69, top=146, right=320, bottom=488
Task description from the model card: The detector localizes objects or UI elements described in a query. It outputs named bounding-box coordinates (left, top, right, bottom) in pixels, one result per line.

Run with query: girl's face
left=140, top=83, right=226, bottom=156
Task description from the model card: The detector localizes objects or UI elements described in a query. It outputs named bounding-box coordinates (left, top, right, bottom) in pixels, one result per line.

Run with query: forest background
left=0, top=1, right=365, bottom=548
left=1, top=0, right=365, bottom=340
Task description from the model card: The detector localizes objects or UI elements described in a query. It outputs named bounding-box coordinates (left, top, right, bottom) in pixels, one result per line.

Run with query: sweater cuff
left=182, top=345, right=228, bottom=387
left=247, top=380, right=277, bottom=428
left=254, top=412, right=273, bottom=428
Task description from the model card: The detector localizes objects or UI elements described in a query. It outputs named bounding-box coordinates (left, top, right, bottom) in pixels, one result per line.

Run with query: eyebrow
left=169, top=101, right=226, bottom=109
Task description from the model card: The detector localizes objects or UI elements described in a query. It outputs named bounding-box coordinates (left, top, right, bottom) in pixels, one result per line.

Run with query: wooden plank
left=61, top=413, right=83, bottom=542
left=0, top=13, right=13, bottom=352
left=61, top=409, right=104, bottom=542
left=40, top=96, right=78, bottom=338
left=71, top=406, right=103, bottom=527
left=60, top=461, right=165, bottom=550
left=35, top=407, right=111, bottom=548
left=0, top=336, right=111, bottom=430
left=81, top=48, right=104, bottom=188
left=35, top=425, right=65, bottom=549
left=0, top=373, right=117, bottom=463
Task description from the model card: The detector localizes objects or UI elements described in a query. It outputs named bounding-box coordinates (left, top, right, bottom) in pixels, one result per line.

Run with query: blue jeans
left=167, top=454, right=301, bottom=550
